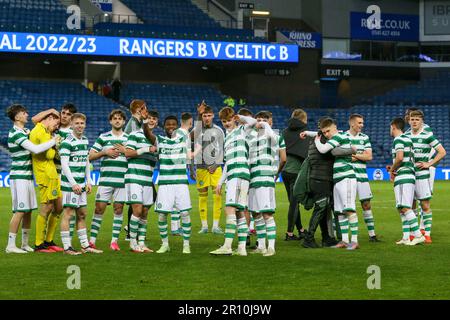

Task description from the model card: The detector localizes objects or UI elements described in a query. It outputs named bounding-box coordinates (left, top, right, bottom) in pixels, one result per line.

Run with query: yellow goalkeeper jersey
left=30, top=123, right=58, bottom=185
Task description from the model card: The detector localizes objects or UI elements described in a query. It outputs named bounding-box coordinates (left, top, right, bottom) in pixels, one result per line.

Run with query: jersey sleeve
left=364, top=136, right=372, bottom=150
left=278, top=135, right=286, bottom=149
left=91, top=136, right=104, bottom=152
left=126, top=133, right=138, bottom=150
left=394, top=138, right=405, bottom=152
left=428, top=134, right=441, bottom=150
left=326, top=135, right=341, bottom=149
left=59, top=140, right=72, bottom=157
left=14, top=131, right=29, bottom=147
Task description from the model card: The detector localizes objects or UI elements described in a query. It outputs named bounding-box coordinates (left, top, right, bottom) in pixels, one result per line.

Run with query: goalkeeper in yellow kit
left=30, top=109, right=64, bottom=252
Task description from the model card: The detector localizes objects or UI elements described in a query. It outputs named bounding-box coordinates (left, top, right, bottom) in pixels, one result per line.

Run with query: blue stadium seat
left=0, top=0, right=70, bottom=33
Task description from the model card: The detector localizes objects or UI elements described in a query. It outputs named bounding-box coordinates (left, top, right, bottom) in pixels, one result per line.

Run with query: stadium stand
left=120, top=0, right=221, bottom=29
left=94, top=0, right=264, bottom=42
left=93, top=22, right=263, bottom=42
left=0, top=0, right=71, bottom=33
left=0, top=0, right=263, bottom=42
left=1, top=80, right=449, bottom=171
left=372, top=71, right=450, bottom=105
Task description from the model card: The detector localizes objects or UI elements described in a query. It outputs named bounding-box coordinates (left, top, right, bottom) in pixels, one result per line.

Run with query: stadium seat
left=0, top=0, right=70, bottom=33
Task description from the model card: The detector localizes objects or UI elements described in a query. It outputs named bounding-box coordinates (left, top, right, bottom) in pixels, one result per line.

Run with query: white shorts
left=95, top=186, right=126, bottom=204
left=155, top=184, right=191, bottom=214
left=429, top=166, right=436, bottom=193
left=394, top=183, right=415, bottom=209
left=248, top=187, right=276, bottom=214
left=126, top=183, right=154, bottom=208
left=357, top=181, right=373, bottom=202
left=333, top=178, right=357, bottom=213
left=62, top=191, right=87, bottom=208
left=225, top=178, right=249, bottom=210
left=414, top=179, right=432, bottom=201
left=10, top=179, right=37, bottom=212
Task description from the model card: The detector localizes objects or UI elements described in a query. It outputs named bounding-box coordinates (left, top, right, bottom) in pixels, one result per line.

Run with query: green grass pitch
left=0, top=181, right=449, bottom=300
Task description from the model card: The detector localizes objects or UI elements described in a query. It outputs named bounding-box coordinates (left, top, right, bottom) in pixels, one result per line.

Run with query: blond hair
left=71, top=113, right=86, bottom=122
left=291, top=108, right=307, bottom=123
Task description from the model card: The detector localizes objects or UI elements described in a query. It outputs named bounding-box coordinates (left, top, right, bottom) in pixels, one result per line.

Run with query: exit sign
left=239, top=2, right=254, bottom=9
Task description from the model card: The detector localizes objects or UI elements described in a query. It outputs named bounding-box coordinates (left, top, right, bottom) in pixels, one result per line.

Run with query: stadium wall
left=232, top=0, right=302, bottom=20
left=322, top=0, right=419, bottom=38
left=0, top=55, right=84, bottom=81
left=112, top=0, right=137, bottom=17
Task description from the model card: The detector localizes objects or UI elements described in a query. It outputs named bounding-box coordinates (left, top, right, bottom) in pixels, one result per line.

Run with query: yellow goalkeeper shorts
left=39, top=178, right=62, bottom=204
left=196, top=167, right=222, bottom=189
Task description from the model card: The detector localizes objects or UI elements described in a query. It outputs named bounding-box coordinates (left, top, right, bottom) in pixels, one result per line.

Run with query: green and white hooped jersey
left=125, top=129, right=155, bottom=187
left=8, top=126, right=33, bottom=181
left=55, top=127, right=72, bottom=175
left=405, top=123, right=437, bottom=163
left=224, top=125, right=250, bottom=181
left=59, top=134, right=89, bottom=192
left=406, top=127, right=441, bottom=180
left=157, top=135, right=188, bottom=185
left=392, top=134, right=416, bottom=186
left=273, top=133, right=286, bottom=175
left=58, top=127, right=72, bottom=140
left=91, top=131, right=128, bottom=188
left=249, top=131, right=279, bottom=189
left=326, top=132, right=356, bottom=183
left=174, top=127, right=189, bottom=139
left=346, top=131, right=371, bottom=183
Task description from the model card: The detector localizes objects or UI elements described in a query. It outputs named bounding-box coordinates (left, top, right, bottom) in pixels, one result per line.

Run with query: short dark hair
left=109, top=109, right=127, bottom=121
left=181, top=112, right=193, bottom=123
left=164, top=115, right=178, bottom=125
left=6, top=104, right=27, bottom=121
left=62, top=103, right=77, bottom=114
left=148, top=110, right=159, bottom=119
left=255, top=111, right=270, bottom=120
left=202, top=105, right=214, bottom=114
left=391, top=117, right=405, bottom=131
left=349, top=113, right=364, bottom=121
left=237, top=108, right=253, bottom=117
left=319, top=117, right=336, bottom=129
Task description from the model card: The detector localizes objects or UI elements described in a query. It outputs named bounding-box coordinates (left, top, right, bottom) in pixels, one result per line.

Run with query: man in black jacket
left=281, top=109, right=310, bottom=240
left=300, top=117, right=355, bottom=248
